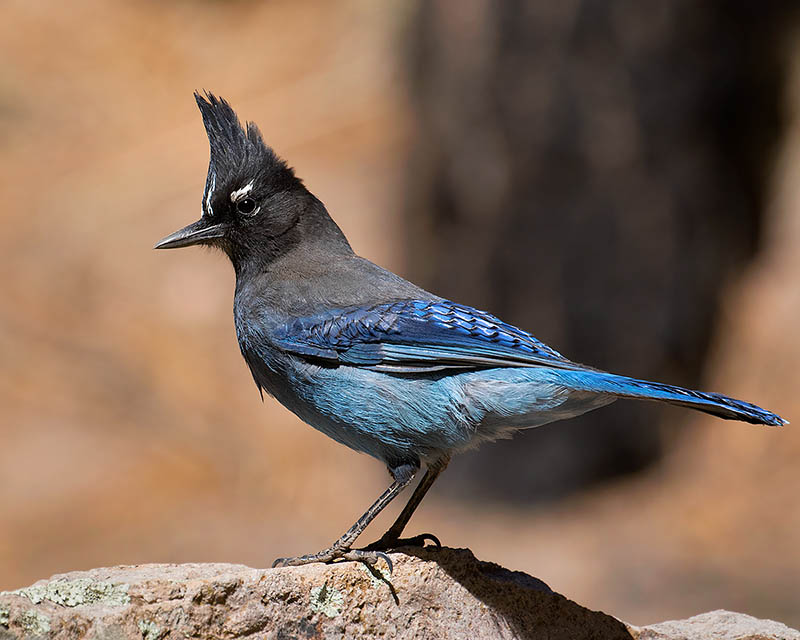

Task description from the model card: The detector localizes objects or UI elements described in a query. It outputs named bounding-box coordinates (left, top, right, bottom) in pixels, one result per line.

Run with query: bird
left=155, top=92, right=786, bottom=571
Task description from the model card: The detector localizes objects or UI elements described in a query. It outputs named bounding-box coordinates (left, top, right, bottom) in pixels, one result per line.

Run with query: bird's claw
left=271, top=556, right=296, bottom=568
left=362, top=532, right=442, bottom=552
left=272, top=554, right=316, bottom=568
left=339, top=549, right=394, bottom=574
left=404, top=532, right=442, bottom=549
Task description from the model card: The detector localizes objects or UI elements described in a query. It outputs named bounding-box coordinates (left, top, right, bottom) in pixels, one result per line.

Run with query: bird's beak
left=154, top=219, right=227, bottom=250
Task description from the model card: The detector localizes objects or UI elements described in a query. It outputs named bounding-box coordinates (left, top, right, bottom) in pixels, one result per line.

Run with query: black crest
left=194, top=92, right=299, bottom=206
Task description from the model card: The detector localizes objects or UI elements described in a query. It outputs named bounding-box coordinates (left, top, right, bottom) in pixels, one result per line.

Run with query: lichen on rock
left=10, top=578, right=130, bottom=608
left=309, top=581, right=344, bottom=618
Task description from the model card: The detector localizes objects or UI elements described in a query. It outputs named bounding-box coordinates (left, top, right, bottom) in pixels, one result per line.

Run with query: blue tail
left=559, top=370, right=786, bottom=426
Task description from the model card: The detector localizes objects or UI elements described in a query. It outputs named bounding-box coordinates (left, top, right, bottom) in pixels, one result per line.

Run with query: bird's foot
left=272, top=546, right=394, bottom=573
left=362, top=532, right=442, bottom=552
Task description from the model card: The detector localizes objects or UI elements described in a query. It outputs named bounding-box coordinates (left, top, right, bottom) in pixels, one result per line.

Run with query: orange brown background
left=1, top=0, right=798, bottom=628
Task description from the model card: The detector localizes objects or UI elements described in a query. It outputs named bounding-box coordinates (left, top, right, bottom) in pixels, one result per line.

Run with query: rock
left=0, top=548, right=795, bottom=639
left=635, top=610, right=800, bottom=640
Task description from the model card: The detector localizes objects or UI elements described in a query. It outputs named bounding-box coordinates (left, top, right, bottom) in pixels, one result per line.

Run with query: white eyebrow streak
left=230, top=180, right=255, bottom=202
left=203, top=172, right=216, bottom=218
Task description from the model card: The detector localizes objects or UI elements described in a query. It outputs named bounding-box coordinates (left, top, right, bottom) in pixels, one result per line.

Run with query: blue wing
left=270, top=299, right=786, bottom=426
left=272, top=299, right=583, bottom=373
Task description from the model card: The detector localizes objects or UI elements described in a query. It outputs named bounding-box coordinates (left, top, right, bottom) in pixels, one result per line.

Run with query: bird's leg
left=363, top=454, right=450, bottom=552
left=272, top=462, right=418, bottom=570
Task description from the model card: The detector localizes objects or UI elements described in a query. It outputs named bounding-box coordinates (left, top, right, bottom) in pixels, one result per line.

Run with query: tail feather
left=561, top=370, right=786, bottom=426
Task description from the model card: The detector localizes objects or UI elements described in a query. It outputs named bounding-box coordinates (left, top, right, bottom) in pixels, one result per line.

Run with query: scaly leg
left=272, top=462, right=418, bottom=570
left=364, top=454, right=450, bottom=551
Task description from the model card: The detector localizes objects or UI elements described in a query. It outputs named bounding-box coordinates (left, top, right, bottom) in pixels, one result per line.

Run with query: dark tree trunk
left=403, top=0, right=792, bottom=502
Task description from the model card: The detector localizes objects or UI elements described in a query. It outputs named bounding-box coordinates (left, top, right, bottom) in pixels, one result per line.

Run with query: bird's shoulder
left=233, top=253, right=435, bottom=343
left=236, top=253, right=434, bottom=318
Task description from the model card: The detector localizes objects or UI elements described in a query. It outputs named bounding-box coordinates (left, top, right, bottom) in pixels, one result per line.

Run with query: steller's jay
left=155, top=93, right=786, bottom=571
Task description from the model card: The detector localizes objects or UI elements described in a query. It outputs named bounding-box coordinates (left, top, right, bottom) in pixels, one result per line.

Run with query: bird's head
left=155, top=92, right=350, bottom=273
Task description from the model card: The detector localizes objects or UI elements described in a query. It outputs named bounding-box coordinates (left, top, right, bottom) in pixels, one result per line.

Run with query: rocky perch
left=0, top=548, right=796, bottom=639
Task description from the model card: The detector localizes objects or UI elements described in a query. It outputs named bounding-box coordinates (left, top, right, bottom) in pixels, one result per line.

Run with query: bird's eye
left=236, top=197, right=257, bottom=216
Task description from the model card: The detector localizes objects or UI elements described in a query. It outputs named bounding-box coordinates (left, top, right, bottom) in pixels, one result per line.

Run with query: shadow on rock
left=393, top=546, right=633, bottom=640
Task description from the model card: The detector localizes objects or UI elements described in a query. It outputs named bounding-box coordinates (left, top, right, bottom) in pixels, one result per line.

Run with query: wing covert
left=272, top=300, right=580, bottom=372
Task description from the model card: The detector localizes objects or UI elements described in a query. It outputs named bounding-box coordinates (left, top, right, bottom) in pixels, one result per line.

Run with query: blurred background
left=1, top=0, right=798, bottom=628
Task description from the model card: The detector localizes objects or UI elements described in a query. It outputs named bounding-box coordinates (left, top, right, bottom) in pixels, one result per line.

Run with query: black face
left=154, top=93, right=303, bottom=260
